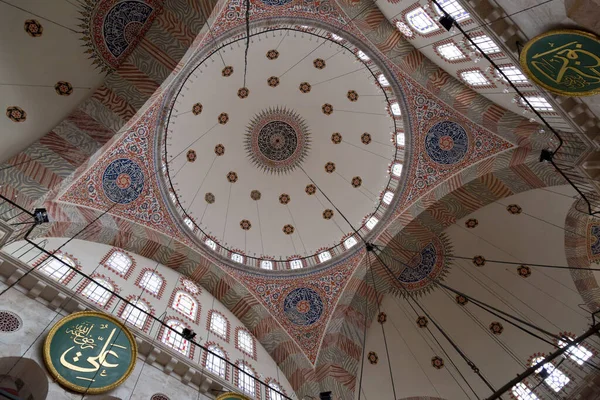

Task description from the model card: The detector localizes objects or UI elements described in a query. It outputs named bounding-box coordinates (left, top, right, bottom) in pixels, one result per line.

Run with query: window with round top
left=531, top=356, right=570, bottom=392
left=40, top=253, right=75, bottom=283
left=205, top=238, right=217, bottom=250
left=559, top=337, right=593, bottom=365
left=105, top=250, right=132, bottom=275
left=433, top=0, right=470, bottom=22
left=139, top=271, right=163, bottom=296
left=209, top=312, right=228, bottom=339
left=206, top=345, right=226, bottom=378
left=237, top=329, right=255, bottom=355
left=511, top=382, right=539, bottom=400
left=172, top=291, right=198, bottom=320
left=269, top=381, right=285, bottom=400
left=0, top=311, right=21, bottom=332
left=344, top=237, right=357, bottom=249
left=406, top=7, right=439, bottom=34
left=261, top=260, right=273, bottom=270
left=81, top=278, right=114, bottom=307
left=237, top=363, right=255, bottom=396
left=162, top=319, right=190, bottom=356
left=377, top=74, right=389, bottom=87
left=121, top=300, right=149, bottom=329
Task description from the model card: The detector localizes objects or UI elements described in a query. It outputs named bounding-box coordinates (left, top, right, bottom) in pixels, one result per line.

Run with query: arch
left=319, top=157, right=565, bottom=398
left=0, top=357, right=48, bottom=400
left=169, top=289, right=200, bottom=324
left=135, top=268, right=166, bottom=299
left=117, top=295, right=155, bottom=332
left=235, top=360, right=259, bottom=399
left=202, top=342, right=229, bottom=380
left=207, top=309, right=230, bottom=342
left=101, top=248, right=135, bottom=279
left=33, top=250, right=81, bottom=285
left=564, top=201, right=600, bottom=312
left=76, top=274, right=120, bottom=310
left=159, top=317, right=195, bottom=359
left=235, top=327, right=256, bottom=360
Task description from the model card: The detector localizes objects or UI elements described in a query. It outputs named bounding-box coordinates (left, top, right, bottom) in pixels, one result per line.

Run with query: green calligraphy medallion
left=520, top=29, right=600, bottom=96
left=216, top=393, right=253, bottom=400
left=43, top=311, right=137, bottom=394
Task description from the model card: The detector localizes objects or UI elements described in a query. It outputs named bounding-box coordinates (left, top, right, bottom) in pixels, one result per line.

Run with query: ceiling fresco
left=1, top=0, right=585, bottom=398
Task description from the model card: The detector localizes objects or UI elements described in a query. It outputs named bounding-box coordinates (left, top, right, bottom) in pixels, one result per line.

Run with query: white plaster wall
left=0, top=238, right=294, bottom=398
left=0, top=280, right=212, bottom=400
left=359, top=185, right=596, bottom=399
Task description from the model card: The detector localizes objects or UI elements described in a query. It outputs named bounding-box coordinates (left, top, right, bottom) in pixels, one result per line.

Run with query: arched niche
left=0, top=357, right=48, bottom=400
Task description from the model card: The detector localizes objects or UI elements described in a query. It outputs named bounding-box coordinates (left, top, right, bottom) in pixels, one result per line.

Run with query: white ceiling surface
left=361, top=184, right=589, bottom=399
left=492, top=0, right=600, bottom=118
left=0, top=0, right=104, bottom=163
left=375, top=0, right=577, bottom=132
left=167, top=32, right=398, bottom=259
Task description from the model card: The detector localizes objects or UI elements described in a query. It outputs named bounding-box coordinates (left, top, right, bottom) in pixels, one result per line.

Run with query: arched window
left=205, top=345, right=226, bottom=378
left=138, top=270, right=163, bottom=296
left=531, top=356, right=570, bottom=392
left=172, top=291, right=198, bottom=320
left=559, top=338, right=593, bottom=365
left=162, top=319, right=190, bottom=356
left=105, top=250, right=132, bottom=275
left=237, top=363, right=255, bottom=397
left=511, top=382, right=539, bottom=400
left=433, top=0, right=470, bottom=22
left=237, top=329, right=255, bottom=356
left=269, top=381, right=285, bottom=400
left=209, top=312, right=228, bottom=339
left=406, top=7, right=439, bottom=34
left=344, top=236, right=357, bottom=249
left=81, top=278, right=113, bottom=307
left=121, top=300, right=149, bottom=329
left=205, top=238, right=217, bottom=250
left=40, top=253, right=75, bottom=283
left=260, top=260, right=273, bottom=270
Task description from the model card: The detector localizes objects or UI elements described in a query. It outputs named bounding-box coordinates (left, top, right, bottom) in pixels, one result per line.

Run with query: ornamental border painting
left=520, top=29, right=600, bottom=97
left=43, top=311, right=137, bottom=394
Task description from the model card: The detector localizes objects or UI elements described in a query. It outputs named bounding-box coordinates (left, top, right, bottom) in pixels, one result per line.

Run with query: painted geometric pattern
left=396, top=79, right=514, bottom=208
left=222, top=250, right=364, bottom=364
left=0, top=0, right=216, bottom=214
left=59, top=101, right=187, bottom=241
left=79, top=0, right=164, bottom=72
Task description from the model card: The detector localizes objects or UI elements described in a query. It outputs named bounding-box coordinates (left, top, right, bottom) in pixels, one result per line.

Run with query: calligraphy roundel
left=520, top=29, right=600, bottom=96
left=283, top=287, right=324, bottom=326
left=43, top=311, right=137, bottom=394
left=102, top=158, right=145, bottom=204
left=424, top=121, right=469, bottom=165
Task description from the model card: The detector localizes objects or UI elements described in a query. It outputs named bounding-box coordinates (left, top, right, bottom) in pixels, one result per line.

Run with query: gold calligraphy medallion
left=520, top=29, right=600, bottom=97
left=43, top=311, right=137, bottom=394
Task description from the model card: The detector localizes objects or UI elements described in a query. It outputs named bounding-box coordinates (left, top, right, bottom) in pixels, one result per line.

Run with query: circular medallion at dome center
left=258, top=121, right=298, bottom=161
left=246, top=107, right=310, bottom=174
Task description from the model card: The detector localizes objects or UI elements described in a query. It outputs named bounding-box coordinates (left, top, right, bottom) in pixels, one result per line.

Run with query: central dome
left=245, top=107, right=310, bottom=174
left=161, top=24, right=405, bottom=269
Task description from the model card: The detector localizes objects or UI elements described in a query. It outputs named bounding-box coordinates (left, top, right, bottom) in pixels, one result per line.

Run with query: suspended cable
left=447, top=255, right=600, bottom=272
left=242, top=0, right=250, bottom=87
left=357, top=255, right=370, bottom=400
left=366, top=252, right=397, bottom=399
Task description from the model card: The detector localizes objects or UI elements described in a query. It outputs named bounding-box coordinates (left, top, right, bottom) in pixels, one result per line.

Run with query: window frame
left=171, top=290, right=199, bottom=321
left=104, top=250, right=133, bottom=277
left=236, top=362, right=256, bottom=397
left=236, top=328, right=256, bottom=359
left=38, top=253, right=77, bottom=284
left=121, top=299, right=150, bottom=330
left=405, top=6, right=440, bottom=35
left=136, top=269, right=165, bottom=298
left=81, top=278, right=114, bottom=307
left=205, top=344, right=227, bottom=378
left=208, top=310, right=229, bottom=341
left=162, top=319, right=191, bottom=357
